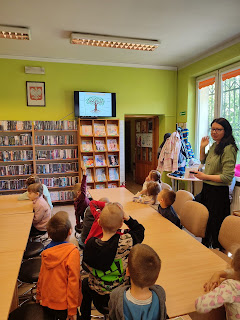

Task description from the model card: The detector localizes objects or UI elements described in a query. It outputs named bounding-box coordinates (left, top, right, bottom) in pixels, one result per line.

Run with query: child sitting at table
left=109, top=243, right=167, bottom=320
left=18, top=174, right=53, bottom=209
left=37, top=211, right=82, bottom=320
left=157, top=189, right=181, bottom=228
left=195, top=247, right=240, bottom=319
left=80, top=203, right=145, bottom=320
left=133, top=181, right=161, bottom=205
left=28, top=183, right=51, bottom=237
left=142, top=170, right=161, bottom=190
left=73, top=165, right=90, bottom=229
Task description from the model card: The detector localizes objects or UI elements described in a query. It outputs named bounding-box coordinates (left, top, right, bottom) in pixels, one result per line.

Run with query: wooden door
left=135, top=117, right=159, bottom=185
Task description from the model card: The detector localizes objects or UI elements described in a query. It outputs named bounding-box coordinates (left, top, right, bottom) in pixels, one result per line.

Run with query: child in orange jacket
left=36, top=211, right=82, bottom=320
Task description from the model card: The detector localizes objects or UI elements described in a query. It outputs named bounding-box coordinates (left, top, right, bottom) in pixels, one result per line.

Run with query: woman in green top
left=194, top=118, right=238, bottom=249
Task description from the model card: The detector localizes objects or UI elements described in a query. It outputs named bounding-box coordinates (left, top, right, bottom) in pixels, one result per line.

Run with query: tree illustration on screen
left=86, top=96, right=104, bottom=112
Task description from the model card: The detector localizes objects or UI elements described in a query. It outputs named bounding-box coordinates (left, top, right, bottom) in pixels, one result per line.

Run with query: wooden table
left=90, top=188, right=227, bottom=318
left=0, top=194, right=33, bottom=320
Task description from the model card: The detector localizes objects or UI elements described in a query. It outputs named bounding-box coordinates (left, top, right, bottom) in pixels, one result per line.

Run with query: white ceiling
left=0, top=0, right=240, bottom=69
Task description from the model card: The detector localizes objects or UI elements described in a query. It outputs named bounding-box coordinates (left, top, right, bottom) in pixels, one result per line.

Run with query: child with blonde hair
left=109, top=244, right=167, bottom=320
left=133, top=181, right=161, bottom=205
left=80, top=203, right=145, bottom=320
left=195, top=247, right=240, bottom=319
left=27, top=183, right=51, bottom=236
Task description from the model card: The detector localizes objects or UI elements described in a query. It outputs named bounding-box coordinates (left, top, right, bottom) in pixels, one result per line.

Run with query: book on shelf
left=107, top=124, right=118, bottom=136
left=86, top=169, right=93, bottom=182
left=35, top=135, right=75, bottom=145
left=108, top=154, right=118, bottom=166
left=95, top=168, right=106, bottom=182
left=0, top=164, right=33, bottom=176
left=50, top=190, right=74, bottom=201
left=82, top=125, right=92, bottom=136
left=95, top=184, right=105, bottom=189
left=107, top=139, right=118, bottom=151
left=108, top=182, right=118, bottom=188
left=39, top=176, right=78, bottom=187
left=94, top=123, right=106, bottom=136
left=95, top=155, right=106, bottom=166
left=0, top=150, right=33, bottom=161
left=109, top=167, right=119, bottom=180
left=0, top=179, right=26, bottom=191
left=34, top=120, right=77, bottom=131
left=86, top=185, right=92, bottom=198
left=82, top=155, right=94, bottom=167
left=36, top=149, right=77, bottom=160
left=0, top=134, right=32, bottom=146
left=95, top=139, right=106, bottom=151
left=0, top=121, right=32, bottom=131
left=36, top=162, right=78, bottom=174
left=82, top=140, right=93, bottom=152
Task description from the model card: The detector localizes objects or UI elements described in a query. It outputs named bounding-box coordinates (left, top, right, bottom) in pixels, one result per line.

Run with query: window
left=196, top=62, right=240, bottom=163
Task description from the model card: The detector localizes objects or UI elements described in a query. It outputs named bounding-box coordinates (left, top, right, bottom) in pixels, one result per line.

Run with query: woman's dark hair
left=211, top=118, right=238, bottom=155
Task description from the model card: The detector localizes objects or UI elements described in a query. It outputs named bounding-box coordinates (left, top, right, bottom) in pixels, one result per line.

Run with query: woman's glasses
left=210, top=128, right=224, bottom=133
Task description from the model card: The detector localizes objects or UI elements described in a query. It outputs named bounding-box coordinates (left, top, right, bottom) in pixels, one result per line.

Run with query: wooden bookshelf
left=78, top=118, right=120, bottom=189
left=0, top=119, right=121, bottom=200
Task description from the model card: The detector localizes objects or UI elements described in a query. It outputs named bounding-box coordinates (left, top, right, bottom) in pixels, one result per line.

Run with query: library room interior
left=0, top=0, right=240, bottom=319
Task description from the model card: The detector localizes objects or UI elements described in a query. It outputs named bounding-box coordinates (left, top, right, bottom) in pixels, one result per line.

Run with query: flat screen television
left=74, top=91, right=116, bottom=118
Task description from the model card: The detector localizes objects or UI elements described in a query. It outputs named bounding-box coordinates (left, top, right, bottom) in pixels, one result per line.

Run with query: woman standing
left=194, top=118, right=238, bottom=249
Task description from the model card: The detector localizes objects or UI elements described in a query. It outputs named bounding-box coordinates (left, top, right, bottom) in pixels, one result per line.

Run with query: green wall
left=0, top=59, right=177, bottom=130
left=177, top=42, right=240, bottom=149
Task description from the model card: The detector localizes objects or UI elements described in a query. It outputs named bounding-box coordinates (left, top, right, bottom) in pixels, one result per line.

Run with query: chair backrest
left=172, top=190, right=194, bottom=217
left=161, top=182, right=172, bottom=191
left=180, top=201, right=209, bottom=238
left=219, top=215, right=240, bottom=253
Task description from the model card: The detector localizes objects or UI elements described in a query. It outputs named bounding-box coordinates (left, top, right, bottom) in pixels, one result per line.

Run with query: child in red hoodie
left=36, top=211, right=82, bottom=320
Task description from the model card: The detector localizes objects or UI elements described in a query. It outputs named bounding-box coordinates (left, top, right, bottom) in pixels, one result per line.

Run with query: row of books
left=82, top=139, right=118, bottom=152
left=83, top=154, right=118, bottom=167
left=0, top=121, right=32, bottom=131
left=50, top=190, right=74, bottom=201
left=86, top=167, right=119, bottom=182
left=0, top=134, right=32, bottom=146
left=0, top=179, right=26, bottom=190
left=36, top=149, right=77, bottom=160
left=0, top=164, right=33, bottom=176
left=35, top=135, right=75, bottom=146
left=81, top=123, right=118, bottom=136
left=0, top=150, right=33, bottom=161
left=34, top=121, right=77, bottom=131
left=39, top=176, right=79, bottom=187
left=36, top=162, right=78, bottom=174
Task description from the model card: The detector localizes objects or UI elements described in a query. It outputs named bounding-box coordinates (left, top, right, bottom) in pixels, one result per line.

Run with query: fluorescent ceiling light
left=71, top=33, right=159, bottom=51
left=0, top=25, right=31, bottom=40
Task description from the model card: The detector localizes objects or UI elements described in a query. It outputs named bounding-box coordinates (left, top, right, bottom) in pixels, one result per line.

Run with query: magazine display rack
left=78, top=118, right=120, bottom=189
left=0, top=119, right=120, bottom=201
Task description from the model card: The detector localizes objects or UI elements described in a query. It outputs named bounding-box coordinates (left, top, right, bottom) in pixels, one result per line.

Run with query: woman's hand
left=200, top=136, right=209, bottom=149
left=192, top=171, right=207, bottom=180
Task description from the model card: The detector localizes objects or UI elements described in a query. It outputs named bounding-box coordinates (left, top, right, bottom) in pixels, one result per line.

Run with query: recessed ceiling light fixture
left=70, top=33, right=160, bottom=51
left=0, top=25, right=31, bottom=40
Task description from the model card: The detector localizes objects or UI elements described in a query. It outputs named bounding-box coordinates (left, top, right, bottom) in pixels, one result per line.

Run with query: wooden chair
left=172, top=190, right=194, bottom=218
left=212, top=215, right=240, bottom=263
left=180, top=201, right=209, bottom=238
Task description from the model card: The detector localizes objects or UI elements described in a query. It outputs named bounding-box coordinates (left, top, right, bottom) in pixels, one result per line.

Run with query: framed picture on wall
left=26, top=81, right=46, bottom=106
